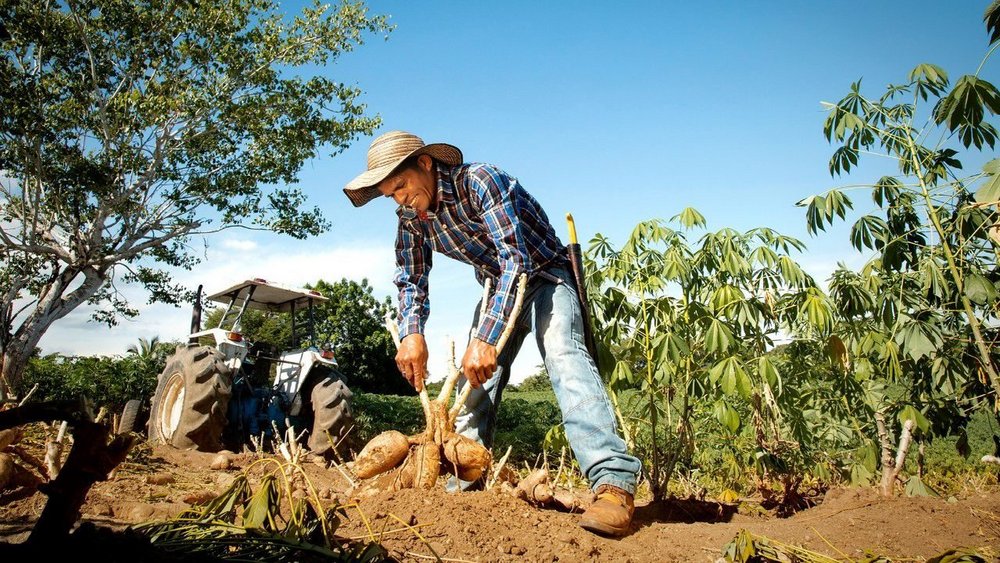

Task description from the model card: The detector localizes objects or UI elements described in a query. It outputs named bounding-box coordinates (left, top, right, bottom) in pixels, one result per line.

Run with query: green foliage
left=513, top=365, right=550, bottom=392
left=494, top=397, right=562, bottom=463
left=789, top=5, right=1000, bottom=497
left=586, top=210, right=825, bottom=501
left=17, top=348, right=172, bottom=411
left=0, top=0, right=391, bottom=396
left=799, top=12, right=1000, bottom=411
left=351, top=392, right=426, bottom=445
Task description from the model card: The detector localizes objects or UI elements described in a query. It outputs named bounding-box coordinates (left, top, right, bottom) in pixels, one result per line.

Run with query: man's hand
left=397, top=333, right=429, bottom=392
left=462, top=338, right=497, bottom=389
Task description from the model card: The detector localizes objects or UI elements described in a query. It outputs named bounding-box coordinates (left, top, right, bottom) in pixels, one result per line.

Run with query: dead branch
left=0, top=398, right=94, bottom=431
left=0, top=398, right=135, bottom=545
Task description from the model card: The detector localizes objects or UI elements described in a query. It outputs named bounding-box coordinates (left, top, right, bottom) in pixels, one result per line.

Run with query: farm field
left=3, top=3, right=1000, bottom=562
left=0, top=430, right=998, bottom=562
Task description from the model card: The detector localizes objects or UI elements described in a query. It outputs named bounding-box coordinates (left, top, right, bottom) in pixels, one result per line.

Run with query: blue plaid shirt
left=394, top=163, right=568, bottom=345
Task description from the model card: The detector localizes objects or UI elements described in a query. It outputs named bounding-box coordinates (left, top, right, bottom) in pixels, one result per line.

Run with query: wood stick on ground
left=486, top=445, right=513, bottom=490
left=45, top=421, right=68, bottom=479
left=17, top=384, right=39, bottom=406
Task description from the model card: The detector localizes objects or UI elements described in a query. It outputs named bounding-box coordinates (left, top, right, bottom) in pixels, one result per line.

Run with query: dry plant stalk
left=44, top=421, right=68, bottom=479
left=353, top=274, right=528, bottom=491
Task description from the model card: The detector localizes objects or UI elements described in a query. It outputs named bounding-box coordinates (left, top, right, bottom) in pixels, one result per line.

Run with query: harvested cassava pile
left=351, top=275, right=526, bottom=491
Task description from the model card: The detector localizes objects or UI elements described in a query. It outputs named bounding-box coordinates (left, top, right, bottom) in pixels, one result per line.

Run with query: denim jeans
left=449, top=266, right=640, bottom=494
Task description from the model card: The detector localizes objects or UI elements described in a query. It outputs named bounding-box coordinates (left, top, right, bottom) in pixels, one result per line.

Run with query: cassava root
left=352, top=274, right=528, bottom=490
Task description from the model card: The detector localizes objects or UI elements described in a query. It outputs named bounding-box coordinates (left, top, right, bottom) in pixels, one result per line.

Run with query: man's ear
left=417, top=153, right=434, bottom=171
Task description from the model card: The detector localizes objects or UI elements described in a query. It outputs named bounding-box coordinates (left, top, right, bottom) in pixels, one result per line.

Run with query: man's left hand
left=462, top=338, right=497, bottom=388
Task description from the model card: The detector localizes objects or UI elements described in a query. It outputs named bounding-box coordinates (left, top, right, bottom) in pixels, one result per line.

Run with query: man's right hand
left=396, top=333, right=429, bottom=392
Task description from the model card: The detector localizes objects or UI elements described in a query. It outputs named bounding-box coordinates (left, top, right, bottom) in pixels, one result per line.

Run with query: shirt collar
left=397, top=162, right=455, bottom=222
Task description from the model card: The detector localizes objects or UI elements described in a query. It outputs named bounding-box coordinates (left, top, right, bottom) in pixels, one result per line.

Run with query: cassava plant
left=799, top=2, right=1000, bottom=405
left=798, top=2, right=1000, bottom=493
left=585, top=209, right=830, bottom=502
left=819, top=262, right=983, bottom=496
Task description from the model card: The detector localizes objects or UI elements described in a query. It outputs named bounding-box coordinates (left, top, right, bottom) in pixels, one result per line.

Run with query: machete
left=566, top=213, right=600, bottom=371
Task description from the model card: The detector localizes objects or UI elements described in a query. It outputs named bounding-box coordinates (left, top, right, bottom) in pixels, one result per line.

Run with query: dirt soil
left=2, top=439, right=999, bottom=562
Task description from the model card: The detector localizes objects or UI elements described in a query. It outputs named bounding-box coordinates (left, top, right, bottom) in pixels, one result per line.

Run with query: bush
left=495, top=397, right=561, bottom=464
left=17, top=353, right=163, bottom=412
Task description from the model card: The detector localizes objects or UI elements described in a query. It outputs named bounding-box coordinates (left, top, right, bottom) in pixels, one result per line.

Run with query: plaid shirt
left=394, top=163, right=567, bottom=345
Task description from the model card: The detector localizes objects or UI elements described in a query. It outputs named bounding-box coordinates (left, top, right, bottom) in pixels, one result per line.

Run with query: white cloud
left=220, top=238, right=258, bottom=251
left=36, top=238, right=546, bottom=384
left=38, top=239, right=396, bottom=355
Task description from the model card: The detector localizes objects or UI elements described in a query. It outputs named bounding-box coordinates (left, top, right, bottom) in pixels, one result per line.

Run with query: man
left=343, top=130, right=641, bottom=536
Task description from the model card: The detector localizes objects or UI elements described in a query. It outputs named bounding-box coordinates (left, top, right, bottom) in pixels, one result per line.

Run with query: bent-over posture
left=343, top=130, right=641, bottom=536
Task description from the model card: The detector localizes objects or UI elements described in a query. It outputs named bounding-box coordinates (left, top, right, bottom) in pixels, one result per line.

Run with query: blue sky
left=40, top=1, right=997, bottom=384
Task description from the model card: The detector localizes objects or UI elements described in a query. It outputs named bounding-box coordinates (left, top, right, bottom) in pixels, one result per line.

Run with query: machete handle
left=566, top=213, right=578, bottom=245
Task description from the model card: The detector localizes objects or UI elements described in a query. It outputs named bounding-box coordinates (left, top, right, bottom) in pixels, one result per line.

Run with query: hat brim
left=343, top=143, right=463, bottom=207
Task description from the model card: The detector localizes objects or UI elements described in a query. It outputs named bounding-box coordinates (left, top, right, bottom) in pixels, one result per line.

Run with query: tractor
left=146, top=278, right=354, bottom=457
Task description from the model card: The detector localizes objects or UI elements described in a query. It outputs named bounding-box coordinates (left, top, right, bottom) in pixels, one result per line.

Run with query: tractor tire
left=306, top=372, right=355, bottom=456
left=118, top=399, right=142, bottom=435
left=147, top=345, right=232, bottom=451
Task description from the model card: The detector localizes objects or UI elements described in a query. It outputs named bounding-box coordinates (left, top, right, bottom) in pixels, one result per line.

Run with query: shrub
left=17, top=353, right=162, bottom=412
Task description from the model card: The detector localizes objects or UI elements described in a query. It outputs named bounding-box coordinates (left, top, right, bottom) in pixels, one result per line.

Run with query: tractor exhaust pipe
left=189, top=284, right=203, bottom=344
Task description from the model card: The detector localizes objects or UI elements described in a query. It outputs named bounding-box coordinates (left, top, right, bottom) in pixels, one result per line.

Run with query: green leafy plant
left=797, top=2, right=1000, bottom=495
left=586, top=210, right=828, bottom=502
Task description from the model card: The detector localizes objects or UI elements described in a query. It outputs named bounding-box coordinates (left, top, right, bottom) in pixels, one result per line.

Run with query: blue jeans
left=449, top=266, right=640, bottom=494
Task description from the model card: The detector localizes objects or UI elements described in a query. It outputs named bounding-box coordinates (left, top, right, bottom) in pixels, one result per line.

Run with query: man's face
left=377, top=155, right=437, bottom=212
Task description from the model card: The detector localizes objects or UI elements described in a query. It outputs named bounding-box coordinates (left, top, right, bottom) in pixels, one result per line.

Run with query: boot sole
left=578, top=517, right=629, bottom=537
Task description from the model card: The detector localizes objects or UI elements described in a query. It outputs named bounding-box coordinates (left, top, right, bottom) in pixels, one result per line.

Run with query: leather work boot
left=578, top=484, right=634, bottom=536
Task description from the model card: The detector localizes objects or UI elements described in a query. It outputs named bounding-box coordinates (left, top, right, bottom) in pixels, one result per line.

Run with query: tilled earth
left=1, top=439, right=999, bottom=562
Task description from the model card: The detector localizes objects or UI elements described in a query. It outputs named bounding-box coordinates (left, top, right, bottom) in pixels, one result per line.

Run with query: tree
left=126, top=336, right=161, bottom=359
left=0, top=0, right=391, bottom=399
left=309, top=278, right=408, bottom=395
left=514, top=365, right=550, bottom=392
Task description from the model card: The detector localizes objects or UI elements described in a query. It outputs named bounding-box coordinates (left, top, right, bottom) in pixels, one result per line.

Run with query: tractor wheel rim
left=159, top=372, right=185, bottom=441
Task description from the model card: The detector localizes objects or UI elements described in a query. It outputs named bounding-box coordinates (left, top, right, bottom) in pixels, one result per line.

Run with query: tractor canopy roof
left=206, top=278, right=328, bottom=313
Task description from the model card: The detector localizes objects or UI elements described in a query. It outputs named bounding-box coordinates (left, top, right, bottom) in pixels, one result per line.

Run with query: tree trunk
left=0, top=344, right=32, bottom=402
left=0, top=266, right=106, bottom=399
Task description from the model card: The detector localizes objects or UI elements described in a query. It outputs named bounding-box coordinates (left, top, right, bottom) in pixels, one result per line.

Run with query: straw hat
left=343, top=131, right=463, bottom=207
